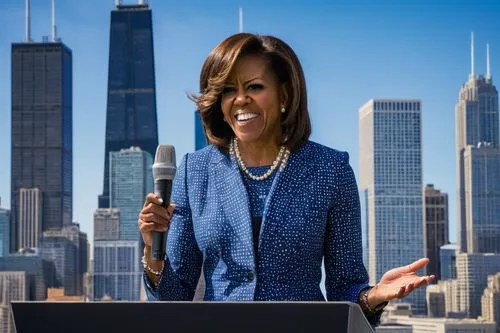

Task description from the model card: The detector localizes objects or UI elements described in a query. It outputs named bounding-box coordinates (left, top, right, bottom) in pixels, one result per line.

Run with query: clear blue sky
left=1, top=0, right=499, bottom=248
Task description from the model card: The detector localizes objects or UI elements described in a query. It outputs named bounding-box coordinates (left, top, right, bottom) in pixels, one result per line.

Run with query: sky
left=1, top=0, right=500, bottom=251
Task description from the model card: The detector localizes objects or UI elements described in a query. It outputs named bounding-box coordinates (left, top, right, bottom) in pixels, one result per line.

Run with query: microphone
left=151, top=144, right=177, bottom=261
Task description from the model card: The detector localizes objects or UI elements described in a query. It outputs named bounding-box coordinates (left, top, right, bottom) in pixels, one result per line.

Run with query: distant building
left=0, top=200, right=10, bottom=256
left=93, top=208, right=120, bottom=241
left=0, top=249, right=58, bottom=300
left=425, top=280, right=465, bottom=319
left=10, top=40, right=73, bottom=252
left=456, top=252, right=500, bottom=318
left=93, top=240, right=141, bottom=301
left=481, top=273, right=500, bottom=331
left=440, top=243, right=460, bottom=280
left=381, top=302, right=496, bottom=332
left=376, top=324, right=412, bottom=333
left=99, top=1, right=159, bottom=209
left=455, top=34, right=500, bottom=253
left=110, top=147, right=152, bottom=242
left=42, top=224, right=88, bottom=295
left=17, top=188, right=42, bottom=249
left=46, top=288, right=85, bottom=302
left=359, top=99, right=425, bottom=314
left=424, top=184, right=449, bottom=281
left=195, top=110, right=208, bottom=150
left=39, top=236, right=77, bottom=295
left=0, top=272, right=29, bottom=333
left=463, top=144, right=500, bottom=253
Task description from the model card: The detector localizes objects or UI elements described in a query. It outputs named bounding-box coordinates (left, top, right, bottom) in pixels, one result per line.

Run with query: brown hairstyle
left=191, top=33, right=311, bottom=152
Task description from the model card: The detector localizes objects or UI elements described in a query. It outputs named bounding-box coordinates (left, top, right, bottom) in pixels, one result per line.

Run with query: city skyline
left=1, top=0, right=500, bottom=249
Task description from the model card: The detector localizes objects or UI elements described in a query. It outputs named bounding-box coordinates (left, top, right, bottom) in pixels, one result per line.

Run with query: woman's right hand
left=138, top=193, right=176, bottom=247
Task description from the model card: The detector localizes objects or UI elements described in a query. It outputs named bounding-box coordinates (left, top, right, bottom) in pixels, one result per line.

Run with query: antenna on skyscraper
left=51, top=0, right=57, bottom=42
left=486, top=43, right=491, bottom=81
left=470, top=32, right=475, bottom=78
left=25, top=0, right=32, bottom=42
left=239, top=7, right=243, bottom=32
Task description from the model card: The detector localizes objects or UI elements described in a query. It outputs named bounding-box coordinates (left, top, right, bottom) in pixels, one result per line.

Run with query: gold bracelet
left=141, top=255, right=164, bottom=276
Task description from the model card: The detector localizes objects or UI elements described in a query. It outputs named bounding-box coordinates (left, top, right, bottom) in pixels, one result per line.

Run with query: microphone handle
left=151, top=179, right=172, bottom=261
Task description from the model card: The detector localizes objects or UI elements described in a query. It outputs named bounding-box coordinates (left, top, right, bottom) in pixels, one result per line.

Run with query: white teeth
left=235, top=113, right=258, bottom=121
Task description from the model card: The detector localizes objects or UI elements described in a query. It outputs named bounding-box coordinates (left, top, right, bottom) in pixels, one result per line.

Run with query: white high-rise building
left=359, top=99, right=425, bottom=314
left=18, top=188, right=42, bottom=249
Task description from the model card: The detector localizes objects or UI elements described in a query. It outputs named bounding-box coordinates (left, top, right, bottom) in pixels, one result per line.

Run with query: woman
left=138, top=33, right=434, bottom=324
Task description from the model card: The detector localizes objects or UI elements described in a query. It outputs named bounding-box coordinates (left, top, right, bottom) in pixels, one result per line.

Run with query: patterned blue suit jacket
left=144, top=140, right=370, bottom=304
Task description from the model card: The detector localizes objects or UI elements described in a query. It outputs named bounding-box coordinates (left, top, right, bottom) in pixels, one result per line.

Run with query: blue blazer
left=144, top=140, right=370, bottom=303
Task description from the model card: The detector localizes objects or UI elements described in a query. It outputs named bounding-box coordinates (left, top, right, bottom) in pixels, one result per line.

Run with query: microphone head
left=152, top=144, right=177, bottom=181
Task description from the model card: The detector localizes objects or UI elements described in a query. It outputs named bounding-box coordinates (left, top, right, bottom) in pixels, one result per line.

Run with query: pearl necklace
left=229, top=137, right=290, bottom=181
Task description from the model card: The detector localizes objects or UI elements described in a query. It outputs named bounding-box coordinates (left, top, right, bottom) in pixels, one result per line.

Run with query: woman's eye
left=222, top=86, right=236, bottom=94
left=248, top=84, right=264, bottom=91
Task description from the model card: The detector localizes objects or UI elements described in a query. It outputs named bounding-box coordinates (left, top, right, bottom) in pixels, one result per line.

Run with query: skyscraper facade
left=0, top=272, right=29, bottom=333
left=424, top=184, right=449, bottom=281
left=195, top=110, right=208, bottom=150
left=42, top=224, right=88, bottom=296
left=39, top=236, right=77, bottom=295
left=463, top=145, right=500, bottom=253
left=359, top=99, right=426, bottom=314
left=17, top=188, right=42, bottom=249
left=93, top=208, right=120, bottom=241
left=109, top=147, right=153, bottom=242
left=92, top=240, right=141, bottom=301
left=10, top=41, right=73, bottom=252
left=455, top=36, right=499, bottom=253
left=99, top=2, right=159, bottom=208
left=0, top=204, right=9, bottom=257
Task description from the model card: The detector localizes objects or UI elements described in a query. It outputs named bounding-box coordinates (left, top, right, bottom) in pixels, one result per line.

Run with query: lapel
left=259, top=141, right=313, bottom=250
left=211, top=147, right=255, bottom=259
left=209, top=141, right=313, bottom=257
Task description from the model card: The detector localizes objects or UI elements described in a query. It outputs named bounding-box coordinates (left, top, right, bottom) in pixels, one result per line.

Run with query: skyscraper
left=93, top=208, right=120, bottom=241
left=10, top=1, right=72, bottom=252
left=0, top=272, right=29, bottom=333
left=109, top=147, right=152, bottom=241
left=455, top=34, right=500, bottom=253
left=92, top=240, right=141, bottom=301
left=359, top=99, right=426, bottom=314
left=0, top=198, right=10, bottom=257
left=424, top=184, right=449, bottom=281
left=195, top=110, right=208, bottom=150
left=99, top=1, right=159, bottom=208
left=17, top=188, right=42, bottom=249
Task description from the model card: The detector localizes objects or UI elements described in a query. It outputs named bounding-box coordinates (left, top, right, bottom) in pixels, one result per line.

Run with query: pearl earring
left=281, top=106, right=286, bottom=113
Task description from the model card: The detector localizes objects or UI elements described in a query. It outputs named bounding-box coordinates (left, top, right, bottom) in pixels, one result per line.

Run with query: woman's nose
left=234, top=88, right=249, bottom=105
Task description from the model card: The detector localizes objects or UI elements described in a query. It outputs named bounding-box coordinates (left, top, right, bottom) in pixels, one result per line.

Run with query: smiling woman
left=137, top=32, right=434, bottom=328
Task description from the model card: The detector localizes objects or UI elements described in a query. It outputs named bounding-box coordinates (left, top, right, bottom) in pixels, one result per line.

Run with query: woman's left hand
left=368, top=258, right=435, bottom=307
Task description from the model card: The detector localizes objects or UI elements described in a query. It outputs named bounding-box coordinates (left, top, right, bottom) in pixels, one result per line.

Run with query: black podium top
left=11, top=301, right=374, bottom=333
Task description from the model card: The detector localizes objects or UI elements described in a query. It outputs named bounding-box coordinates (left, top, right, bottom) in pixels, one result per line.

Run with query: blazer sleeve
left=144, top=153, right=203, bottom=301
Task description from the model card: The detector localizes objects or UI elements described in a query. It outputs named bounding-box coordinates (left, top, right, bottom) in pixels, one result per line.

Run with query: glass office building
left=359, top=99, right=426, bottom=314
left=99, top=2, right=159, bottom=208
left=10, top=42, right=73, bottom=252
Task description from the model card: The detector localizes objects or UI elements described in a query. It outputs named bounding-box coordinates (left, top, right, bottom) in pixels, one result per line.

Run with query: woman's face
left=220, top=54, right=286, bottom=146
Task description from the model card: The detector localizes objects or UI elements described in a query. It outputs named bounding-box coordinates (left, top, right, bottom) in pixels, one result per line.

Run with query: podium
left=11, top=301, right=374, bottom=333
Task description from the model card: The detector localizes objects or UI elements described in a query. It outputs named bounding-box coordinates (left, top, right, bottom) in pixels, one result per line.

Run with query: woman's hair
left=191, top=33, right=311, bottom=152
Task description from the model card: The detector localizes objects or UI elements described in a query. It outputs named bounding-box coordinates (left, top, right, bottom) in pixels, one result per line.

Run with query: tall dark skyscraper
left=424, top=184, right=449, bottom=281
left=99, top=1, right=159, bottom=208
left=195, top=110, right=208, bottom=150
left=10, top=3, right=73, bottom=252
